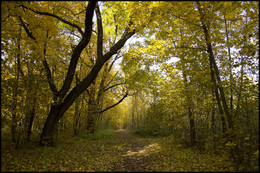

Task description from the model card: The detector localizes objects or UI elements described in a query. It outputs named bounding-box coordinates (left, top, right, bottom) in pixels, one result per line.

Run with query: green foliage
left=132, top=128, right=171, bottom=138
left=78, top=129, right=115, bottom=140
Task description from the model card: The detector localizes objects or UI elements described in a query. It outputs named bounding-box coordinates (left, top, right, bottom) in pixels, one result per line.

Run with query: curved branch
left=108, top=51, right=122, bottom=72
left=103, top=71, right=119, bottom=89
left=19, top=17, right=36, bottom=42
left=102, top=24, right=135, bottom=62
left=98, top=92, right=128, bottom=114
left=58, top=1, right=97, bottom=99
left=103, top=83, right=124, bottom=93
left=20, top=4, right=84, bottom=36
left=56, top=18, right=134, bottom=117
left=20, top=18, right=58, bottom=97
left=43, top=30, right=58, bottom=95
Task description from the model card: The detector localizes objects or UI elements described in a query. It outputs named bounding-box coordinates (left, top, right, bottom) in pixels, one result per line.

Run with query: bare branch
left=103, top=82, right=124, bottom=93
left=112, top=14, right=118, bottom=45
left=169, top=11, right=201, bottom=27
left=43, top=31, right=58, bottom=97
left=19, top=17, right=36, bottom=42
left=108, top=51, right=122, bottom=72
left=57, top=19, right=134, bottom=117
left=20, top=19, right=58, bottom=97
left=172, top=46, right=206, bottom=51
left=103, top=71, right=119, bottom=89
left=98, top=92, right=128, bottom=114
left=102, top=23, right=135, bottom=62
left=19, top=4, right=84, bottom=36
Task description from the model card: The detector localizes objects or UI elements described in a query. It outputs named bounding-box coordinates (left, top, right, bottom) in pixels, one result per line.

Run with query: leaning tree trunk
left=38, top=2, right=134, bottom=146
left=196, top=1, right=242, bottom=168
left=210, top=58, right=227, bottom=135
left=196, top=1, right=233, bottom=131
left=39, top=104, right=61, bottom=146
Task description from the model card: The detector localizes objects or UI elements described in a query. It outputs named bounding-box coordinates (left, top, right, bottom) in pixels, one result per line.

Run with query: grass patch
left=79, top=129, right=115, bottom=140
left=1, top=129, right=126, bottom=172
left=131, top=129, right=171, bottom=138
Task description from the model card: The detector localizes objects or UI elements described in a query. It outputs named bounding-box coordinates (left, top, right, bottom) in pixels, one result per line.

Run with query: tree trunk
left=73, top=74, right=81, bottom=136
left=86, top=62, right=108, bottom=133
left=39, top=58, right=108, bottom=145
left=188, top=106, right=196, bottom=146
left=39, top=104, right=60, bottom=146
left=86, top=96, right=98, bottom=134
left=196, top=2, right=233, bottom=131
left=11, top=25, right=22, bottom=143
left=74, top=101, right=81, bottom=136
left=87, top=101, right=97, bottom=134
left=24, top=73, right=37, bottom=142
left=224, top=16, right=234, bottom=117
left=183, top=72, right=196, bottom=146
left=131, top=94, right=136, bottom=130
left=179, top=26, right=196, bottom=146
left=11, top=98, right=18, bottom=143
left=86, top=75, right=98, bottom=134
left=86, top=114, right=96, bottom=134
left=209, top=58, right=227, bottom=134
left=26, top=98, right=36, bottom=142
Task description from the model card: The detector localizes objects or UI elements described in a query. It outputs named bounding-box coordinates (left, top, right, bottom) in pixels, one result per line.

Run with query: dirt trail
left=112, top=129, right=161, bottom=172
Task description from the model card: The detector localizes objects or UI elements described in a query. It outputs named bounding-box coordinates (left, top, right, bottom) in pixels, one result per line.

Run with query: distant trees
left=120, top=1, right=258, bottom=170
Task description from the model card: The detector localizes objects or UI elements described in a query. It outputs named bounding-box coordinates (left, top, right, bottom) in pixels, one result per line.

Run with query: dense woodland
left=1, top=1, right=259, bottom=172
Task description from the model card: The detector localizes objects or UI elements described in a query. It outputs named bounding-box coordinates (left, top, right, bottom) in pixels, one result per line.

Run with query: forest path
left=1, top=129, right=235, bottom=172
left=111, top=129, right=161, bottom=172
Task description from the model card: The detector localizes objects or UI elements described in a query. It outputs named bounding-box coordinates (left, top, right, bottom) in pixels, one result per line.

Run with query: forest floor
left=1, top=129, right=238, bottom=172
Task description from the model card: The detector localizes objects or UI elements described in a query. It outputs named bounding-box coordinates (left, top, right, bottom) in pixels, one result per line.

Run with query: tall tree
left=15, top=1, right=135, bottom=145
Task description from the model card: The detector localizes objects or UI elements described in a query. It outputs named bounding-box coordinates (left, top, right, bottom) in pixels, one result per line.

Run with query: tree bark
left=196, top=1, right=233, bottom=131
left=131, top=93, right=137, bottom=130
left=73, top=73, right=81, bottom=136
left=39, top=104, right=60, bottom=146
left=210, top=58, right=227, bottom=134
left=188, top=106, right=196, bottom=146
left=11, top=24, right=22, bottom=143
left=26, top=98, right=36, bottom=141
left=86, top=79, right=97, bottom=134
left=24, top=77, right=37, bottom=142
left=183, top=72, right=196, bottom=146
left=11, top=74, right=18, bottom=143
left=179, top=26, right=196, bottom=146
left=224, top=16, right=234, bottom=117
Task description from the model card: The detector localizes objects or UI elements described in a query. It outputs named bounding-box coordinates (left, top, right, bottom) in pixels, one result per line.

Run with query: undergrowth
left=78, top=129, right=115, bottom=140
left=131, top=128, right=171, bottom=137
